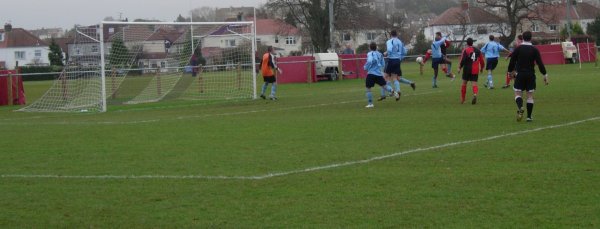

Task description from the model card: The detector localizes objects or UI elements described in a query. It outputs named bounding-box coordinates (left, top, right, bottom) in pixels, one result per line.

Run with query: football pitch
left=1, top=61, right=599, bottom=227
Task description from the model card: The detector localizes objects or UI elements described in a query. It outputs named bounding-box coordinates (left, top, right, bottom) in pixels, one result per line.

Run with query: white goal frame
left=98, top=21, right=257, bottom=112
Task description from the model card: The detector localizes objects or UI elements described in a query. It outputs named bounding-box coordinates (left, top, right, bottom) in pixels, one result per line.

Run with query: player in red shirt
left=458, top=38, right=485, bottom=104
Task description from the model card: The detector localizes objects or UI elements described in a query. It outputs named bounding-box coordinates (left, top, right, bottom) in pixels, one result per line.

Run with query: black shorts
left=432, top=58, right=443, bottom=70
left=513, top=72, right=536, bottom=92
left=486, top=58, right=499, bottom=70
left=366, top=74, right=387, bottom=88
left=384, top=59, right=402, bottom=76
left=462, top=73, right=479, bottom=82
left=263, top=76, right=276, bottom=83
left=443, top=55, right=451, bottom=63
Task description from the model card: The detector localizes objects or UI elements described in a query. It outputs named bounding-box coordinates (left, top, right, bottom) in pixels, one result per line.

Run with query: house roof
left=429, top=6, right=503, bottom=26
left=255, top=19, right=299, bottom=36
left=530, top=2, right=600, bottom=24
left=119, top=25, right=155, bottom=42
left=147, top=27, right=185, bottom=42
left=210, top=19, right=299, bottom=37
left=46, top=37, right=72, bottom=53
left=0, top=28, right=49, bottom=48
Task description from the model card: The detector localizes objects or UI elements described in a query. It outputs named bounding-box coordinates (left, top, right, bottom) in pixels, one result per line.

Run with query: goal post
left=19, top=21, right=257, bottom=113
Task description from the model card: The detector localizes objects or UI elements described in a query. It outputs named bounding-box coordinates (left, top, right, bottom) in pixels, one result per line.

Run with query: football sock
left=487, top=75, right=493, bottom=86
left=527, top=98, right=534, bottom=118
left=366, top=91, right=373, bottom=104
left=261, top=83, right=268, bottom=95
left=505, top=72, right=511, bottom=85
left=446, top=63, right=452, bottom=75
left=270, top=83, right=277, bottom=97
left=399, top=78, right=412, bottom=85
left=461, top=84, right=467, bottom=102
left=432, top=76, right=437, bottom=86
left=473, top=85, right=479, bottom=95
left=385, top=85, right=394, bottom=94
left=515, top=96, right=523, bottom=110
left=380, top=87, right=386, bottom=97
left=393, top=80, right=401, bottom=92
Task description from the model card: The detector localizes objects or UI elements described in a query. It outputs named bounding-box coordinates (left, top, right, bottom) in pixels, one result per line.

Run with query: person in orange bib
left=259, top=46, right=282, bottom=100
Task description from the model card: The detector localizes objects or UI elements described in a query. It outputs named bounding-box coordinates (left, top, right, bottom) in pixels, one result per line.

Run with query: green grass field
left=1, top=60, right=599, bottom=227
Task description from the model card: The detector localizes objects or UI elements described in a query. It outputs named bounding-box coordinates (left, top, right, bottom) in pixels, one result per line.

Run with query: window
left=0, top=32, right=4, bottom=41
left=477, top=26, right=488, bottom=35
left=549, top=25, right=557, bottom=31
left=91, top=45, right=99, bottom=53
left=14, top=51, right=26, bottom=60
left=35, top=50, right=42, bottom=57
left=285, top=36, right=296, bottom=45
left=343, top=33, right=351, bottom=41
left=223, top=39, right=236, bottom=47
left=366, top=32, right=377, bottom=41
left=161, top=62, right=166, bottom=68
left=532, top=23, right=539, bottom=32
left=452, top=28, right=464, bottom=36
left=256, top=38, right=261, bottom=45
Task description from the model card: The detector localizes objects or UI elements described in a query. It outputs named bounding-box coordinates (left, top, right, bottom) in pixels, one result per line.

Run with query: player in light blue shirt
left=382, top=30, right=415, bottom=99
left=364, top=42, right=398, bottom=108
left=481, top=35, right=509, bottom=89
left=430, top=32, right=448, bottom=88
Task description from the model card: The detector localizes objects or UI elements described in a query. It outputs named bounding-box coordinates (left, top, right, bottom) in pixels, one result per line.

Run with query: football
left=416, top=57, right=423, bottom=63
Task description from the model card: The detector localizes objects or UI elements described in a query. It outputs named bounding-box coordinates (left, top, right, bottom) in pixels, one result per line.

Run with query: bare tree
left=266, top=0, right=366, bottom=52
left=453, top=10, right=478, bottom=48
left=191, top=6, right=217, bottom=22
left=476, top=0, right=552, bottom=47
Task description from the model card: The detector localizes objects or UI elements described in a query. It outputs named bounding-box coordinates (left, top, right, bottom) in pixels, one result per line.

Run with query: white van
left=313, top=53, right=339, bottom=81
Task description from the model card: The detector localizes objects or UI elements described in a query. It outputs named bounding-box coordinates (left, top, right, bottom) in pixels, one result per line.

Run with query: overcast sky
left=1, top=0, right=267, bottom=30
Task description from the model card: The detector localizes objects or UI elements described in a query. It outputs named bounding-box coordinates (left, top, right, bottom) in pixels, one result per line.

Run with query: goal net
left=19, top=21, right=256, bottom=112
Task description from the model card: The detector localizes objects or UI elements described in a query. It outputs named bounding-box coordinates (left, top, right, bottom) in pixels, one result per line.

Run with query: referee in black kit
left=507, top=31, right=548, bottom=122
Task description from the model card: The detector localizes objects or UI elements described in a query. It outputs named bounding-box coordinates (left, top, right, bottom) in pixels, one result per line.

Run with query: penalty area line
left=0, top=91, right=442, bottom=125
left=1, top=116, right=599, bottom=181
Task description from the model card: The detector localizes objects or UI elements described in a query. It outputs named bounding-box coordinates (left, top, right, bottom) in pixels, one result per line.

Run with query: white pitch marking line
left=2, top=116, right=598, bottom=181
left=0, top=91, right=442, bottom=125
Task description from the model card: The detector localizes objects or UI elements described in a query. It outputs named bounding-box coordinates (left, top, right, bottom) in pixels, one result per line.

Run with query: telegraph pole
left=566, top=0, right=572, bottom=40
left=329, top=0, right=335, bottom=52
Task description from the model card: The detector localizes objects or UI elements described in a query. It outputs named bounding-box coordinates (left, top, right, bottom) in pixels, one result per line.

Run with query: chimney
left=4, top=23, right=12, bottom=32
left=461, top=0, right=469, bottom=10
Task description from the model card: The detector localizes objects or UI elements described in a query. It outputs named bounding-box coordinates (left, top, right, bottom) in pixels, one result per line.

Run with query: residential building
left=424, top=1, right=507, bottom=46
left=0, top=23, right=50, bottom=69
left=66, top=24, right=154, bottom=67
left=30, top=28, right=65, bottom=40
left=526, top=1, right=600, bottom=41
left=137, top=27, right=186, bottom=73
left=334, top=14, right=390, bottom=52
left=202, top=19, right=302, bottom=56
